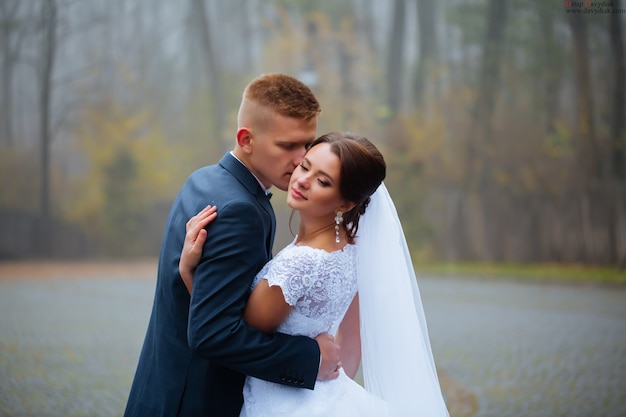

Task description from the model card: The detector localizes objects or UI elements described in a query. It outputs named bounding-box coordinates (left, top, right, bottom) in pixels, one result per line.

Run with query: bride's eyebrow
left=315, top=168, right=335, bottom=184
left=319, top=169, right=335, bottom=183
left=302, top=157, right=336, bottom=183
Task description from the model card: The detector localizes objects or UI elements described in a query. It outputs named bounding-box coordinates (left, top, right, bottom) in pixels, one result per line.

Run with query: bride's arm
left=179, top=205, right=217, bottom=293
left=243, top=281, right=293, bottom=333
left=336, top=294, right=361, bottom=379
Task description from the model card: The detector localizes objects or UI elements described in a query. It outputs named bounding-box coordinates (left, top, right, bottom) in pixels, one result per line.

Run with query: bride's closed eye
left=299, top=164, right=331, bottom=187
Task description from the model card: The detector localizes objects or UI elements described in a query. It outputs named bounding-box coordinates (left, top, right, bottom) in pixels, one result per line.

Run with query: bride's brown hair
left=306, top=132, right=386, bottom=243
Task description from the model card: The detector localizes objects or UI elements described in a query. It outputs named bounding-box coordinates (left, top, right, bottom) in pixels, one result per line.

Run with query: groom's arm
left=186, top=201, right=322, bottom=389
left=238, top=281, right=340, bottom=383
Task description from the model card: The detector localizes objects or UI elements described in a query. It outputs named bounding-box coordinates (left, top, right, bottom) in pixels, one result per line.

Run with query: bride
left=179, top=132, right=450, bottom=417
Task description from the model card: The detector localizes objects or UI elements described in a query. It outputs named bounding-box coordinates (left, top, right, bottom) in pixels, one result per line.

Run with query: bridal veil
left=356, top=183, right=450, bottom=417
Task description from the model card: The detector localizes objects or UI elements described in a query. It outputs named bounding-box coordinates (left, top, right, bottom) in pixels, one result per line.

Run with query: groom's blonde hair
left=237, top=73, right=321, bottom=132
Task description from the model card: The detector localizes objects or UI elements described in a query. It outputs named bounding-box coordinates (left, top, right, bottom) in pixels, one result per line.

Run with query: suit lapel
left=255, top=189, right=276, bottom=258
left=219, top=153, right=276, bottom=258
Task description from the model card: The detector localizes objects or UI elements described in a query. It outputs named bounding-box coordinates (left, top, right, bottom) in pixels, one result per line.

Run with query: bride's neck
left=296, top=218, right=347, bottom=251
left=297, top=222, right=334, bottom=242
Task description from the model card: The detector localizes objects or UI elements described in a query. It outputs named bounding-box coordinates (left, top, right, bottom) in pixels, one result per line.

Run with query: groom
left=124, top=74, right=341, bottom=417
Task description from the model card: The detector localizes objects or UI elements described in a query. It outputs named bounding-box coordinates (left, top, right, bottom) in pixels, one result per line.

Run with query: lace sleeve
left=261, top=246, right=320, bottom=306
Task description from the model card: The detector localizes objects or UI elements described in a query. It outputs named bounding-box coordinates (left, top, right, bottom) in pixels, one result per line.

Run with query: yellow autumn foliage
left=61, top=100, right=184, bottom=251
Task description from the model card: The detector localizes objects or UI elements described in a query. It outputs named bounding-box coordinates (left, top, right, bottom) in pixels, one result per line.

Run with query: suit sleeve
left=187, top=200, right=320, bottom=389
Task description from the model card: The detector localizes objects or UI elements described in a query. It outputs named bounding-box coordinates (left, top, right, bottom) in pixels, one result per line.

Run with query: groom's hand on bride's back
left=315, top=333, right=341, bottom=381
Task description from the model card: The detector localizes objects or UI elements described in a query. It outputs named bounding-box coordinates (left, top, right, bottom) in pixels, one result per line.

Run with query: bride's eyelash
left=299, top=163, right=330, bottom=187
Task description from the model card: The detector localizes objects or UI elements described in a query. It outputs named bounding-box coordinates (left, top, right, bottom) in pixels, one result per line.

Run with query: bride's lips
left=291, top=188, right=306, bottom=200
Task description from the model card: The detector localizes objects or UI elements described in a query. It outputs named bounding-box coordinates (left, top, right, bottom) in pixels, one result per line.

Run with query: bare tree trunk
left=580, top=193, right=593, bottom=263
left=386, top=0, right=405, bottom=116
left=356, top=0, right=379, bottom=61
left=476, top=0, right=507, bottom=153
left=473, top=0, right=507, bottom=261
left=609, top=0, right=625, bottom=265
left=414, top=0, right=437, bottom=109
left=190, top=0, right=226, bottom=150
left=38, top=0, right=57, bottom=257
left=238, top=0, right=254, bottom=71
left=465, top=0, right=507, bottom=187
left=0, top=0, right=20, bottom=147
left=338, top=39, right=355, bottom=126
left=617, top=188, right=626, bottom=268
left=538, top=4, right=560, bottom=136
left=568, top=12, right=600, bottom=182
left=610, top=0, right=625, bottom=182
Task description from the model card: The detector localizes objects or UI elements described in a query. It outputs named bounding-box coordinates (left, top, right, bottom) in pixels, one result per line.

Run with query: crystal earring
left=334, top=211, right=344, bottom=243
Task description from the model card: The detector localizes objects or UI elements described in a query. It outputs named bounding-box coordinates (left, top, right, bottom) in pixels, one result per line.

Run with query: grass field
left=416, top=262, right=626, bottom=285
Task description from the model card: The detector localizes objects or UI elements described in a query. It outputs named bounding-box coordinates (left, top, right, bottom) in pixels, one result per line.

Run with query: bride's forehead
left=306, top=143, right=338, bottom=163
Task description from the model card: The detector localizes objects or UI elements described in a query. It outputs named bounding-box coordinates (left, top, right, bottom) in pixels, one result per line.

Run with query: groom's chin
left=274, top=179, right=290, bottom=192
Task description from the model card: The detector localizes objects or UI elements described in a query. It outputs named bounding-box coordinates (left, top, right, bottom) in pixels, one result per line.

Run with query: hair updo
left=307, top=132, right=386, bottom=243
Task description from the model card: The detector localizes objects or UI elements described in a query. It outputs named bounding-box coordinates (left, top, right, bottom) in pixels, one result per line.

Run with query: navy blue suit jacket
left=124, top=153, right=320, bottom=417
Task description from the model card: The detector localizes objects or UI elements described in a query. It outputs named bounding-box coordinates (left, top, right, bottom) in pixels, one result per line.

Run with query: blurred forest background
left=0, top=0, right=624, bottom=265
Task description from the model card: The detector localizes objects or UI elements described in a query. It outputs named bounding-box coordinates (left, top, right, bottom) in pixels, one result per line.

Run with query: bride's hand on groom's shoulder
left=179, top=205, right=217, bottom=293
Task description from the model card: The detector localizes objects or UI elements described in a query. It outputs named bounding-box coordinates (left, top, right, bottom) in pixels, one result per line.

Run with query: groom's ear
left=236, top=128, right=253, bottom=154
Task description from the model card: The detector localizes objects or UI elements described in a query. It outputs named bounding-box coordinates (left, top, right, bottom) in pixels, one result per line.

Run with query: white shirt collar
left=230, top=151, right=272, bottom=196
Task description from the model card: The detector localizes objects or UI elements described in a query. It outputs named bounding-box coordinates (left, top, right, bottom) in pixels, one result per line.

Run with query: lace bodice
left=242, top=241, right=389, bottom=417
left=252, top=241, right=358, bottom=337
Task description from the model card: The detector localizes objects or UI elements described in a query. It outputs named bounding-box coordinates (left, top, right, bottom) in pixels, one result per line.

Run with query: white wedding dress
left=240, top=184, right=450, bottom=417
left=239, top=242, right=390, bottom=417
